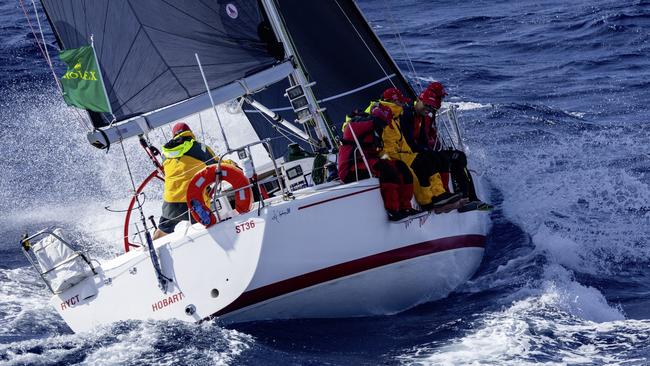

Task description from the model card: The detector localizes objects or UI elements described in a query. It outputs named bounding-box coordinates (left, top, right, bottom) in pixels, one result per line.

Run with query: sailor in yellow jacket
left=153, top=122, right=216, bottom=239
left=366, top=88, right=461, bottom=210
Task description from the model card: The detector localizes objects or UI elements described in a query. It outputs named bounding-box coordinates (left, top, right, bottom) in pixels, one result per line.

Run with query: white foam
left=0, top=268, right=66, bottom=339
left=398, top=283, right=643, bottom=366
left=532, top=225, right=583, bottom=270
left=536, top=264, right=624, bottom=322
left=82, top=321, right=253, bottom=366
left=0, top=319, right=253, bottom=365
left=469, top=103, right=650, bottom=290
left=447, top=101, right=491, bottom=111
left=567, top=111, right=586, bottom=118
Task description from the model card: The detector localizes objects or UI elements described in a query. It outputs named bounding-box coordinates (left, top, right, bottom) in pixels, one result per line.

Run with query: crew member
left=406, top=82, right=490, bottom=212
left=368, top=88, right=461, bottom=211
left=153, top=122, right=216, bottom=239
left=338, top=105, right=417, bottom=221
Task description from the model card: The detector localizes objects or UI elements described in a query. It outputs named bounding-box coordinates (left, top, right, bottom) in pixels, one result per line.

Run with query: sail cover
left=245, top=0, right=416, bottom=158
left=40, top=0, right=280, bottom=127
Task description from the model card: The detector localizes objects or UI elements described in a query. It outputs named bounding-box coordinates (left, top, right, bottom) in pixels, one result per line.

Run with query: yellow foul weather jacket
left=161, top=133, right=216, bottom=203
left=365, top=100, right=446, bottom=205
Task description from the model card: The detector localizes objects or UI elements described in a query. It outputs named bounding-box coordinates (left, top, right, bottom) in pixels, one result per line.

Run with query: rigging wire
left=20, top=0, right=92, bottom=131
left=160, top=125, right=170, bottom=143
left=438, top=110, right=459, bottom=150
left=19, top=0, right=45, bottom=60
left=116, top=136, right=176, bottom=287
left=198, top=110, right=206, bottom=142
left=256, top=111, right=301, bottom=144
left=196, top=53, right=230, bottom=151
left=118, top=139, right=141, bottom=204
left=273, top=126, right=297, bottom=146
left=30, top=0, right=54, bottom=79
left=382, top=0, right=423, bottom=93
left=334, top=0, right=396, bottom=89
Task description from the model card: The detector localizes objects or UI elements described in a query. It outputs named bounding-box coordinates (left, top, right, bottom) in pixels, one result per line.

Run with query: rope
left=273, top=125, right=297, bottom=145
left=104, top=193, right=147, bottom=213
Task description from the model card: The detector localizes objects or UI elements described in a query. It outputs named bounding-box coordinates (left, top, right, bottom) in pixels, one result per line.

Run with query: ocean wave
left=0, top=267, right=68, bottom=340
left=0, top=320, right=252, bottom=366
left=397, top=302, right=649, bottom=365
left=397, top=263, right=646, bottom=365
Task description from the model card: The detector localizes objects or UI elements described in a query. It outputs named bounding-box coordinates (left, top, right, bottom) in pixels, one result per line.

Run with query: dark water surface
left=1, top=0, right=649, bottom=364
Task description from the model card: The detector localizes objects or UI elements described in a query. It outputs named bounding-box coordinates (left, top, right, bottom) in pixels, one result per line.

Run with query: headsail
left=246, top=0, right=416, bottom=158
left=40, top=0, right=286, bottom=133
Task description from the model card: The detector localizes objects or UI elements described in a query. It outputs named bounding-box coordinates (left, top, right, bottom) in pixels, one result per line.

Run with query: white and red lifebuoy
left=186, top=164, right=253, bottom=227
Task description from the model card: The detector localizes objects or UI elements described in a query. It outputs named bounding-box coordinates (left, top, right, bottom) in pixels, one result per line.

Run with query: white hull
left=51, top=178, right=490, bottom=333
left=221, top=247, right=484, bottom=323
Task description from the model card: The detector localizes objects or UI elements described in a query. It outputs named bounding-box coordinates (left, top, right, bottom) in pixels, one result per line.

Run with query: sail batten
left=41, top=0, right=281, bottom=127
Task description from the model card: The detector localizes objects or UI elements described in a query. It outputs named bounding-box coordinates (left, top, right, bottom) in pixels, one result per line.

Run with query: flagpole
left=91, top=34, right=113, bottom=117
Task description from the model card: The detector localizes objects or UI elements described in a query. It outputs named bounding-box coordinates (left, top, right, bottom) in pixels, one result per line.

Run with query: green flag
left=59, top=45, right=111, bottom=113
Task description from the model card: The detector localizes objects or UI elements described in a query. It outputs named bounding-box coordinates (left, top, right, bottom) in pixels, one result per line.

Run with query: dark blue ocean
left=2, top=0, right=650, bottom=364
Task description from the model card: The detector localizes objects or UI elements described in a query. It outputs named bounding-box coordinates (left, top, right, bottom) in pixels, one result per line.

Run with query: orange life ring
left=186, top=164, right=253, bottom=227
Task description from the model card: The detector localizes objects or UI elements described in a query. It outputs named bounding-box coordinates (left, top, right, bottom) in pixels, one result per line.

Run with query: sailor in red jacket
left=407, top=82, right=490, bottom=212
left=338, top=104, right=417, bottom=221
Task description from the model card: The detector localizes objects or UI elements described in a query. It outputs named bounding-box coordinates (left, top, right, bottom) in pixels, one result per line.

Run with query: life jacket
left=412, top=109, right=440, bottom=151
left=337, top=112, right=382, bottom=182
left=161, top=135, right=216, bottom=203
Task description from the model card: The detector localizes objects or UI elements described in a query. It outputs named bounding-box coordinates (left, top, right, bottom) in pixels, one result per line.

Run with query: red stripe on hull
left=212, top=234, right=485, bottom=318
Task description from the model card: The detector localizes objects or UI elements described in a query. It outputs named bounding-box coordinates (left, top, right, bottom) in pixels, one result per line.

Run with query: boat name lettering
left=271, top=208, right=291, bottom=223
left=152, top=292, right=184, bottom=312
left=60, top=294, right=80, bottom=311
left=235, top=220, right=255, bottom=234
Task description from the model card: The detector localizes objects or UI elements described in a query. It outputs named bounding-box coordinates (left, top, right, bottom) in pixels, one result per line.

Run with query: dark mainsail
left=246, top=0, right=416, bottom=157
left=40, top=0, right=280, bottom=127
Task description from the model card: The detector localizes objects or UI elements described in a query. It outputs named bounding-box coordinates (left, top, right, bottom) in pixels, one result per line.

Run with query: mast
left=244, top=1, right=416, bottom=157
left=259, top=0, right=335, bottom=150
